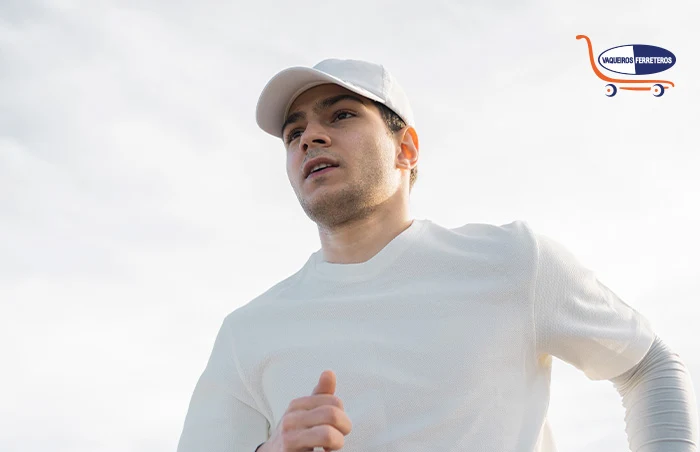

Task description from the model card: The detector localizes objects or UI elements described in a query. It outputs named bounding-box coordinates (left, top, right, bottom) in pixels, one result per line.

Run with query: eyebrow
left=280, top=94, right=367, bottom=137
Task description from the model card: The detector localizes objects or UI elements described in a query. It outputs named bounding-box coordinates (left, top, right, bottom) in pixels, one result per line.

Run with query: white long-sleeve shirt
left=177, top=219, right=697, bottom=451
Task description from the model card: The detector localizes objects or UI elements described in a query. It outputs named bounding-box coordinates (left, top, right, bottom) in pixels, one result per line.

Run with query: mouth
left=303, top=158, right=340, bottom=179
left=307, top=164, right=338, bottom=179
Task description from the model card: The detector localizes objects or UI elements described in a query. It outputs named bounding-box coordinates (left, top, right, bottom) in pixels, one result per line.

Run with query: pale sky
left=1, top=1, right=698, bottom=451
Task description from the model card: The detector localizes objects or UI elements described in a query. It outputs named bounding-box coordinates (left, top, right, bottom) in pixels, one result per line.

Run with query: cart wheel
left=652, top=84, right=665, bottom=97
left=605, top=84, right=617, bottom=97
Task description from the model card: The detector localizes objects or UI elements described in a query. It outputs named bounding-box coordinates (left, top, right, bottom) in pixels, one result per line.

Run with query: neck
left=316, top=195, right=413, bottom=264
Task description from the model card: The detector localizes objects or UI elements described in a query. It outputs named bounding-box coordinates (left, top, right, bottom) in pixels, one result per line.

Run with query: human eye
left=285, top=128, right=303, bottom=144
left=333, top=110, right=355, bottom=121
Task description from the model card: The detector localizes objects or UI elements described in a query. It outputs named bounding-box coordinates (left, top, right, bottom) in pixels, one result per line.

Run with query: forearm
left=611, top=336, right=699, bottom=452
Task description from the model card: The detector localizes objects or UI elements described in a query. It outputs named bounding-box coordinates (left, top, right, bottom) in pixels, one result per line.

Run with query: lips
left=302, top=157, right=340, bottom=179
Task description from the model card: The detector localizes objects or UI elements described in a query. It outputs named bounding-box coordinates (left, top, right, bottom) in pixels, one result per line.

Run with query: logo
left=598, top=45, right=675, bottom=75
left=576, top=35, right=676, bottom=97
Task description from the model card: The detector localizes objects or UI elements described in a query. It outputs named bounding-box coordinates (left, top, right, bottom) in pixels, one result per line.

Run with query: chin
left=301, top=188, right=337, bottom=210
left=300, top=186, right=371, bottom=227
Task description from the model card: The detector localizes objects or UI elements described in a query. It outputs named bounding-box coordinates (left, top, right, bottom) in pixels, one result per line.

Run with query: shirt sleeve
left=611, top=335, right=699, bottom=452
left=177, top=319, right=270, bottom=452
left=533, top=231, right=656, bottom=380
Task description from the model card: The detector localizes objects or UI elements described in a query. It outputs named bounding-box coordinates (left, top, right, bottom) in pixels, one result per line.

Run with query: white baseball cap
left=255, top=58, right=415, bottom=138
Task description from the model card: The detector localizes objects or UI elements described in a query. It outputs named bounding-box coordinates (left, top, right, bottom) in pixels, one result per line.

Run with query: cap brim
left=255, top=66, right=384, bottom=138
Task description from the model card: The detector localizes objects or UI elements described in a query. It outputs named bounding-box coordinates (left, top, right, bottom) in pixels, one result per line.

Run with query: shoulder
left=448, top=219, right=535, bottom=240
left=222, top=262, right=310, bottom=328
left=423, top=218, right=538, bottom=256
left=410, top=219, right=541, bottom=283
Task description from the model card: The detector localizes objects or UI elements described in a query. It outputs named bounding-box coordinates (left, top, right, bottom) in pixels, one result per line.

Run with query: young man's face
left=281, top=83, right=406, bottom=227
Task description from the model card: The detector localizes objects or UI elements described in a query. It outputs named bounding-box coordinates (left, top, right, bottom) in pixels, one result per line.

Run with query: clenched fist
left=259, top=370, right=353, bottom=452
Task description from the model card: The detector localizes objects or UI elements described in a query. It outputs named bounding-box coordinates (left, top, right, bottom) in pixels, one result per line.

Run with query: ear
left=395, top=126, right=419, bottom=171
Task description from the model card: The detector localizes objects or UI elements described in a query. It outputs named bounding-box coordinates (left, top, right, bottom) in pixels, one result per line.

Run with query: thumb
left=312, top=370, right=336, bottom=396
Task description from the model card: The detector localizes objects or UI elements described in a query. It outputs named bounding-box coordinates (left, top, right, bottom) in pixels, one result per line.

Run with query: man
left=177, top=59, right=698, bottom=452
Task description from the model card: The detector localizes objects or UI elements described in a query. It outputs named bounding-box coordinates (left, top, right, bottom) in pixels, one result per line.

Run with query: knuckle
left=330, top=395, right=343, bottom=409
left=319, top=425, right=336, bottom=443
left=287, top=396, right=304, bottom=411
left=280, top=414, right=296, bottom=432
left=324, top=405, right=341, bottom=423
left=332, top=433, right=345, bottom=449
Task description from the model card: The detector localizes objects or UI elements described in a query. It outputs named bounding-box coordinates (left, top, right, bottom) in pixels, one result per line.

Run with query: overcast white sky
left=1, top=1, right=698, bottom=451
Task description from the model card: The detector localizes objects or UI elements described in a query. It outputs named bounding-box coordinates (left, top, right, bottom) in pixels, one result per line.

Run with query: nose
left=299, top=122, right=331, bottom=152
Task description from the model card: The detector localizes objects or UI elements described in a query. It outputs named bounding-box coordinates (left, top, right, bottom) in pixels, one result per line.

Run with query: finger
left=287, top=405, right=353, bottom=436
left=288, top=394, right=344, bottom=412
left=312, top=370, right=336, bottom=396
left=309, top=405, right=352, bottom=436
left=291, top=425, right=345, bottom=452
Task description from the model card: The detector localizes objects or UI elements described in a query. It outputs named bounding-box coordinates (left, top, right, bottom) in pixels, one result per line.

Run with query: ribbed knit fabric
left=611, top=337, right=699, bottom=451
left=177, top=219, right=657, bottom=452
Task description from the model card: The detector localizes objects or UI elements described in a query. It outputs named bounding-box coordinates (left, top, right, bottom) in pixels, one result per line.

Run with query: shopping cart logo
left=576, top=35, right=676, bottom=97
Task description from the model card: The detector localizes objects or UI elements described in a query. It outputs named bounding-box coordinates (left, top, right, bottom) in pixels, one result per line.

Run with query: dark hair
left=373, top=102, right=418, bottom=191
